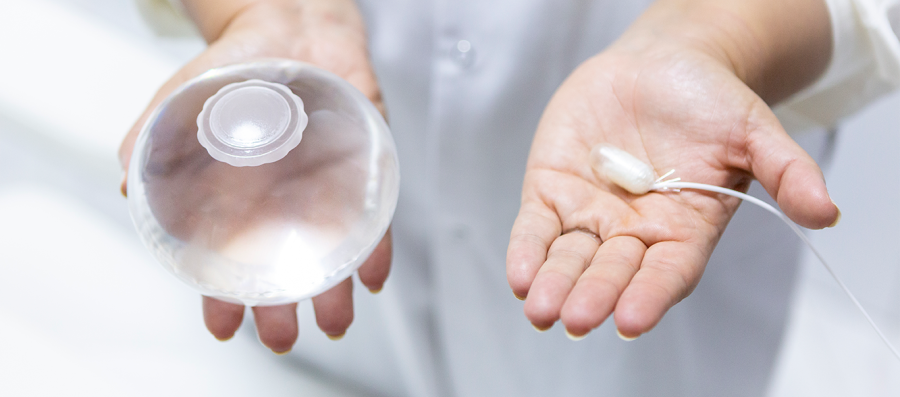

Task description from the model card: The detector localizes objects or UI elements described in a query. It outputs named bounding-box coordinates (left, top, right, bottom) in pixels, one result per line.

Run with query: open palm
left=119, top=2, right=389, bottom=353
left=506, top=45, right=839, bottom=339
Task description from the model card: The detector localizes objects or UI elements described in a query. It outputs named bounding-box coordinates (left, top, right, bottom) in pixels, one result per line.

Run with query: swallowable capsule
left=589, top=145, right=656, bottom=195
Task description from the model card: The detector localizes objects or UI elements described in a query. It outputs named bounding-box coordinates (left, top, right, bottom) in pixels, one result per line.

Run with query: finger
left=523, top=230, right=601, bottom=330
left=743, top=104, right=839, bottom=229
left=507, top=201, right=562, bottom=299
left=559, top=236, right=646, bottom=337
left=613, top=241, right=707, bottom=338
left=357, top=228, right=392, bottom=293
left=342, top=67, right=386, bottom=119
left=311, top=278, right=354, bottom=339
left=252, top=303, right=299, bottom=354
left=202, top=296, right=245, bottom=341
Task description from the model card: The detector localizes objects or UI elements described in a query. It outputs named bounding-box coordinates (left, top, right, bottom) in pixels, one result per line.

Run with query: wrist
left=183, top=0, right=365, bottom=44
left=616, top=0, right=832, bottom=105
left=180, top=0, right=262, bottom=42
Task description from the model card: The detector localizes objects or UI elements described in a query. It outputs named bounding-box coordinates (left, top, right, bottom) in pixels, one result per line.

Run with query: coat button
left=451, top=39, right=475, bottom=69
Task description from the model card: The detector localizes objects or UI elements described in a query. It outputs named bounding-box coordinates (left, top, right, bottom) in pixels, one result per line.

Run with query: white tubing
left=652, top=180, right=900, bottom=362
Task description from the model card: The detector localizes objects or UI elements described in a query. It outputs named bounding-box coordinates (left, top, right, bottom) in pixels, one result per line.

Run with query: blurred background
left=0, top=0, right=898, bottom=395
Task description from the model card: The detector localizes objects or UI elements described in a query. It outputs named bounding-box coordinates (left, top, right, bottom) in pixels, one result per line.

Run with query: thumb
left=117, top=49, right=232, bottom=196
left=118, top=64, right=207, bottom=170
left=743, top=104, right=840, bottom=229
left=117, top=70, right=196, bottom=197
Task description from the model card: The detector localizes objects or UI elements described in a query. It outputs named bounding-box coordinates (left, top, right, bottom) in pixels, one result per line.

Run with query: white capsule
left=590, top=145, right=656, bottom=195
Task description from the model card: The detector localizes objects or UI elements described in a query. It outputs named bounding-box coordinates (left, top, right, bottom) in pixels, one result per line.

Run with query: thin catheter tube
left=652, top=180, right=900, bottom=362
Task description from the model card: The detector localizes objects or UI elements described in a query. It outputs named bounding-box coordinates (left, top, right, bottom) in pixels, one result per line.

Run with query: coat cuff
left=135, top=0, right=196, bottom=37
left=776, top=0, right=900, bottom=132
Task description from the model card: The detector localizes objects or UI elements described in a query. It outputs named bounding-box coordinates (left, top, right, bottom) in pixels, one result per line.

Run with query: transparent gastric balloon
left=128, top=60, right=399, bottom=306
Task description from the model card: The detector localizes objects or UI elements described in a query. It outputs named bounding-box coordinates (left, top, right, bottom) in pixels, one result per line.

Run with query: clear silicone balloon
left=127, top=60, right=399, bottom=306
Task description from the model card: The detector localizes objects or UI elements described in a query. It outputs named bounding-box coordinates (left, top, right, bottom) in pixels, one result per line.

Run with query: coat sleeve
left=134, top=0, right=197, bottom=37
left=776, top=0, right=900, bottom=131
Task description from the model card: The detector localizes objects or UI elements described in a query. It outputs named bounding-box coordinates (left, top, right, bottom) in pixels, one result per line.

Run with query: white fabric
left=134, top=0, right=195, bottom=37
left=777, top=0, right=900, bottom=131
left=301, top=1, right=804, bottom=396
left=135, top=1, right=900, bottom=396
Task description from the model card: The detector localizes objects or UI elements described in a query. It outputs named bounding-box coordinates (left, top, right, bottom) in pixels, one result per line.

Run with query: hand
left=505, top=12, right=839, bottom=340
left=119, top=0, right=390, bottom=353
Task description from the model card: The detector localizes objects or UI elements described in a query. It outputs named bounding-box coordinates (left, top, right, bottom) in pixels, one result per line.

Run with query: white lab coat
left=139, top=1, right=900, bottom=396
left=288, top=1, right=864, bottom=396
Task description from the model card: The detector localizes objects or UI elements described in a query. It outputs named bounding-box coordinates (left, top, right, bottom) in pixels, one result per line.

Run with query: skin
left=118, top=0, right=388, bottom=354
left=120, top=0, right=840, bottom=351
left=507, top=0, right=839, bottom=338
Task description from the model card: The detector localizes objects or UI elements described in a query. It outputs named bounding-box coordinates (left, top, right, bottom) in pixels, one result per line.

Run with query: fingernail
left=326, top=332, right=345, bottom=341
left=565, top=329, right=588, bottom=341
left=214, top=335, right=234, bottom=342
left=828, top=201, right=841, bottom=228
left=513, top=292, right=526, bottom=301
left=272, top=348, right=292, bottom=355
left=532, top=323, right=551, bottom=333
left=617, top=329, right=639, bottom=341
left=120, top=173, right=128, bottom=198
left=368, top=286, right=383, bottom=294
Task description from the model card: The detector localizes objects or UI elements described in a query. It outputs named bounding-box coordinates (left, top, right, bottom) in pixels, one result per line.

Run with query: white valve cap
left=197, top=79, right=308, bottom=167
